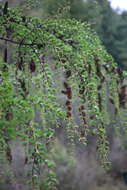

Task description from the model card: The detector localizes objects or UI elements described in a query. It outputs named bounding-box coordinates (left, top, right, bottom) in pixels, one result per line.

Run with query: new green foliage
left=0, top=3, right=124, bottom=190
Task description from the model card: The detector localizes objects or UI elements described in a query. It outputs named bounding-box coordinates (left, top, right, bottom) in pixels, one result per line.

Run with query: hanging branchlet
left=62, top=81, right=72, bottom=118
left=18, top=78, right=28, bottom=98
left=18, top=56, right=24, bottom=70
left=97, top=123, right=110, bottom=169
left=119, top=85, right=127, bottom=108
left=95, top=56, right=106, bottom=83
left=17, top=47, right=25, bottom=71
left=4, top=108, right=13, bottom=164
left=5, top=141, right=12, bottom=163
left=117, top=67, right=123, bottom=84
left=77, top=69, right=89, bottom=143
left=3, top=133, right=12, bottom=164
left=79, top=106, right=89, bottom=138
left=98, top=93, right=102, bottom=112
left=29, top=59, right=36, bottom=73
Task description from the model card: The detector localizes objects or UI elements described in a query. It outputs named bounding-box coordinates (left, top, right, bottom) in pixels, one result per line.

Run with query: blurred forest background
left=1, top=1, right=127, bottom=190
left=4, top=0, right=127, bottom=70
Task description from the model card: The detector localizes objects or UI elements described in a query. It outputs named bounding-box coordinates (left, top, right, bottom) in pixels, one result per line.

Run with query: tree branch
left=0, top=36, right=40, bottom=46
